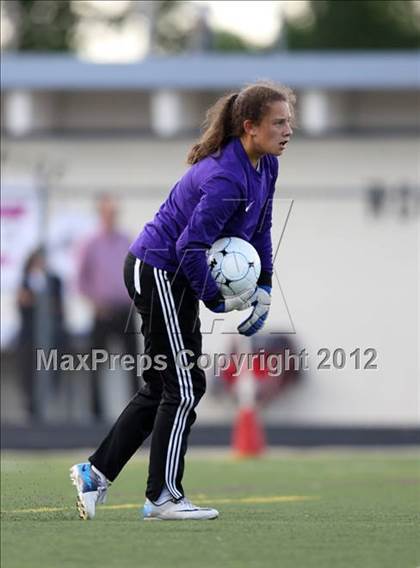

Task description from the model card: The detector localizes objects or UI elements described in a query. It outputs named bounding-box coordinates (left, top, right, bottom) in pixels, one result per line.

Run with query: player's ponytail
left=187, top=92, right=239, bottom=165
left=187, top=81, right=295, bottom=165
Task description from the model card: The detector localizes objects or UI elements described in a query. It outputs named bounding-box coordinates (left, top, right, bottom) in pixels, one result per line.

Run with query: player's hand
left=205, top=289, right=255, bottom=313
left=237, top=286, right=271, bottom=336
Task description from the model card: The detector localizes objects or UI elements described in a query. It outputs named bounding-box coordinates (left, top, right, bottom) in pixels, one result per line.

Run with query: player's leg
left=71, top=254, right=162, bottom=518
left=88, top=378, right=162, bottom=479
left=143, top=268, right=218, bottom=520
left=71, top=377, right=162, bottom=519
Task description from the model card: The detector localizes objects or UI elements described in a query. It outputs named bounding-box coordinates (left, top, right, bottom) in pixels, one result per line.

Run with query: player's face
left=251, top=100, right=293, bottom=156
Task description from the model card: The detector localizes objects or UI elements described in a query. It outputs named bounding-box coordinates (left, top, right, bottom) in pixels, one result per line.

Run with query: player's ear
left=243, top=119, right=257, bottom=136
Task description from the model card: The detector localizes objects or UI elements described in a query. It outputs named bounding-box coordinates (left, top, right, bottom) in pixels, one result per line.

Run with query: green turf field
left=1, top=450, right=419, bottom=568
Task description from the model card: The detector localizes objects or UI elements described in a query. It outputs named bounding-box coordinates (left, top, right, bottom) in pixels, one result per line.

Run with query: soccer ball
left=207, top=237, right=261, bottom=298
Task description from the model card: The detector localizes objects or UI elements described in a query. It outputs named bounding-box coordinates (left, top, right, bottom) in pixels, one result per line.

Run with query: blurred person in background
left=71, top=82, right=294, bottom=521
left=77, top=194, right=138, bottom=420
left=17, top=247, right=66, bottom=420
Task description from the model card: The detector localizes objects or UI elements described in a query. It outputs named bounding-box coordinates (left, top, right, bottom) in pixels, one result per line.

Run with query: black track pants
left=89, top=252, right=206, bottom=501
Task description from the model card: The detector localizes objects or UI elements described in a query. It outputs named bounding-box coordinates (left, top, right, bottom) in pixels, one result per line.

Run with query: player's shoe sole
left=70, top=466, right=88, bottom=520
left=75, top=494, right=88, bottom=520
left=70, top=463, right=107, bottom=520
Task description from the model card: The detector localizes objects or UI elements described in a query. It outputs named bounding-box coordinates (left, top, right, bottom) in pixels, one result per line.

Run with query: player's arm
left=250, top=196, right=274, bottom=289
left=249, top=156, right=278, bottom=290
left=239, top=158, right=279, bottom=335
left=175, top=175, right=252, bottom=312
left=239, top=204, right=273, bottom=335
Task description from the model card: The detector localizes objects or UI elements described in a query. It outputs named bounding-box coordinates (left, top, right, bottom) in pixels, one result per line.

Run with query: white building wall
left=2, top=136, right=418, bottom=426
left=3, top=136, right=419, bottom=189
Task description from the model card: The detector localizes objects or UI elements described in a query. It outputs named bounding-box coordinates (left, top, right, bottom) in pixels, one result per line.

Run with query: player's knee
left=163, top=368, right=206, bottom=404
left=130, top=380, right=163, bottom=405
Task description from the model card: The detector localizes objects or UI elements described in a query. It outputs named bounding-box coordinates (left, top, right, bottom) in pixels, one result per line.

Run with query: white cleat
left=69, top=463, right=109, bottom=520
left=143, top=497, right=219, bottom=521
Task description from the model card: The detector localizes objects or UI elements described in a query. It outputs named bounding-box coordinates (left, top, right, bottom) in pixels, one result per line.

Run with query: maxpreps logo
left=36, top=349, right=167, bottom=373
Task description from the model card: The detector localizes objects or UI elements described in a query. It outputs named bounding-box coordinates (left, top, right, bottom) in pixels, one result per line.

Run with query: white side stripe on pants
left=153, top=268, right=194, bottom=500
left=161, top=271, right=195, bottom=493
left=156, top=269, right=195, bottom=499
left=134, top=258, right=141, bottom=294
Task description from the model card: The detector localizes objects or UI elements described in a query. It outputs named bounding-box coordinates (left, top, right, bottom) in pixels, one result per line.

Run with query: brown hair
left=187, top=81, right=296, bottom=165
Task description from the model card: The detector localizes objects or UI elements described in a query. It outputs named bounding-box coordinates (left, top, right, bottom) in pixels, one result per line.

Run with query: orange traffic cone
left=232, top=406, right=266, bottom=457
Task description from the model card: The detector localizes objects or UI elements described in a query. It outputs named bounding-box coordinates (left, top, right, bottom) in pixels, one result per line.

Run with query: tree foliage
left=151, top=0, right=195, bottom=53
left=150, top=2, right=256, bottom=53
left=284, top=0, right=420, bottom=50
left=15, top=0, right=77, bottom=51
left=6, top=0, right=264, bottom=54
left=9, top=0, right=259, bottom=54
left=210, top=30, right=256, bottom=52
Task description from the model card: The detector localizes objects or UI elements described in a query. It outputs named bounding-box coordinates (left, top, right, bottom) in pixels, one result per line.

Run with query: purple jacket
left=130, top=137, right=278, bottom=304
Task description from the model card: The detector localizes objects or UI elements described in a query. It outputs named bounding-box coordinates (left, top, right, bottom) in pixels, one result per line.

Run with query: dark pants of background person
left=91, top=307, right=139, bottom=420
left=20, top=331, right=66, bottom=420
left=89, top=253, right=206, bottom=502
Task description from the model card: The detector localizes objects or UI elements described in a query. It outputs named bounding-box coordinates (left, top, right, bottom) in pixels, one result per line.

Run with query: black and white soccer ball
left=207, top=237, right=261, bottom=298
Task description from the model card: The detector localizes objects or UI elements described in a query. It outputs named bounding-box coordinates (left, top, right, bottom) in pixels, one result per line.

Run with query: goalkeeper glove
left=237, top=285, right=271, bottom=336
left=205, top=289, right=255, bottom=313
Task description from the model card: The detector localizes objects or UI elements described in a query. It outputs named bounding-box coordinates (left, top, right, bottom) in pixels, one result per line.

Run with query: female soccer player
left=71, top=81, right=294, bottom=521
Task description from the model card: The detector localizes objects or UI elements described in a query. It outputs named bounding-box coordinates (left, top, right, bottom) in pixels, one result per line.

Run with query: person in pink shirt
left=78, top=194, right=138, bottom=419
